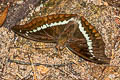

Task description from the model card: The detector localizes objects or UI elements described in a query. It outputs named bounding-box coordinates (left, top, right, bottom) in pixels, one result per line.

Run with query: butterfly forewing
left=67, top=16, right=110, bottom=64
left=11, top=14, right=77, bottom=42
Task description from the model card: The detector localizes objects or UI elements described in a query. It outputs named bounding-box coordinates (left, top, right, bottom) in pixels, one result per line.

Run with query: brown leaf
left=0, top=5, right=9, bottom=27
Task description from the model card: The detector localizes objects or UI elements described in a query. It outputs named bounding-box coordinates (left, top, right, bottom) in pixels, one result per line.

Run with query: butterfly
left=11, top=14, right=110, bottom=64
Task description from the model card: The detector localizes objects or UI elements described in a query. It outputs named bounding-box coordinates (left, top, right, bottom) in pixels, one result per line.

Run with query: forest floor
left=0, top=0, right=120, bottom=80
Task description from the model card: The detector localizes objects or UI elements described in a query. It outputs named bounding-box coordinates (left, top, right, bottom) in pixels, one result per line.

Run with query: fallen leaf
left=37, top=65, right=49, bottom=75
left=0, top=5, right=9, bottom=27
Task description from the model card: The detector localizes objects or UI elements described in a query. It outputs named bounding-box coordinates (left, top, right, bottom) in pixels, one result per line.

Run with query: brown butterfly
left=11, top=14, right=110, bottom=64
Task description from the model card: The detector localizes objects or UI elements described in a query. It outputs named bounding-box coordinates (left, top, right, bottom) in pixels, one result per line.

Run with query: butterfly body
left=11, top=14, right=110, bottom=64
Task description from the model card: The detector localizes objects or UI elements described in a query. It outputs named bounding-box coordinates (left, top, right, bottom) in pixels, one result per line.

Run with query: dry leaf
left=37, top=65, right=49, bottom=75
left=0, top=5, right=9, bottom=27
